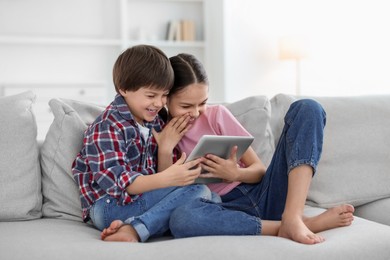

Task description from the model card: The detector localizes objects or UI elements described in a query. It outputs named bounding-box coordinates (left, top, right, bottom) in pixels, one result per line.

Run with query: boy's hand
left=162, top=152, right=202, bottom=186
left=199, top=146, right=239, bottom=182
left=152, top=114, right=191, bottom=153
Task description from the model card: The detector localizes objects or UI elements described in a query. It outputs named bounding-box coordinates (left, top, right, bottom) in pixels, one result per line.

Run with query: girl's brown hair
left=168, top=53, right=208, bottom=96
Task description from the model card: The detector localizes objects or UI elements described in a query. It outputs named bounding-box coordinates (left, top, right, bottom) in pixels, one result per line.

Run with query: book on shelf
left=167, top=20, right=179, bottom=41
left=166, top=20, right=195, bottom=41
left=181, top=20, right=195, bottom=41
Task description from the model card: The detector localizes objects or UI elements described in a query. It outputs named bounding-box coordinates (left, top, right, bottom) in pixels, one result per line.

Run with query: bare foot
left=101, top=220, right=140, bottom=242
left=278, top=215, right=325, bottom=244
left=304, top=204, right=355, bottom=233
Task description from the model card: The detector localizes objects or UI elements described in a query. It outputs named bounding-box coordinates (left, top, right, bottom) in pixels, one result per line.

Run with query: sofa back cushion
left=0, top=91, right=42, bottom=220
left=40, top=98, right=104, bottom=221
left=271, top=94, right=390, bottom=208
left=226, top=95, right=275, bottom=167
left=355, top=198, right=390, bottom=226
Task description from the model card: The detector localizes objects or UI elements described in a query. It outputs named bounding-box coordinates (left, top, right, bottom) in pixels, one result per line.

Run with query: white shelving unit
left=0, top=0, right=224, bottom=140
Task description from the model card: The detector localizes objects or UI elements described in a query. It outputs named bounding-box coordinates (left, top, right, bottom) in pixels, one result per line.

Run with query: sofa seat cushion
left=1, top=207, right=390, bottom=260
left=0, top=91, right=42, bottom=220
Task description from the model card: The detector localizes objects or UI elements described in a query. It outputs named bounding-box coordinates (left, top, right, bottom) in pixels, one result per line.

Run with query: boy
left=72, top=45, right=211, bottom=243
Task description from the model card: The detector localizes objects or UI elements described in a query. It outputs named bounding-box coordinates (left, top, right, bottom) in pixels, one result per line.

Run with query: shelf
left=0, top=81, right=108, bottom=88
left=0, top=36, right=206, bottom=49
left=126, top=40, right=205, bottom=48
left=128, top=0, right=203, bottom=2
left=0, top=36, right=122, bottom=46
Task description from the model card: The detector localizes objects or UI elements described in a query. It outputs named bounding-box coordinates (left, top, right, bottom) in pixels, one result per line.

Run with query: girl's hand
left=199, top=146, right=240, bottom=182
left=152, top=114, right=191, bottom=153
left=161, top=152, right=202, bottom=186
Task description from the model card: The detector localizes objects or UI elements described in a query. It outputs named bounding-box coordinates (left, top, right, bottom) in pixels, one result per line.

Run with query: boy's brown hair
left=113, top=45, right=174, bottom=94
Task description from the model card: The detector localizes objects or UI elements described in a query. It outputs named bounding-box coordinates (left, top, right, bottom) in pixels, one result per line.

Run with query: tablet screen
left=185, top=135, right=254, bottom=162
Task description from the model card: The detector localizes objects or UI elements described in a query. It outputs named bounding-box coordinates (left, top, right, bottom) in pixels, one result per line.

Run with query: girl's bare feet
left=304, top=204, right=355, bottom=233
left=278, top=215, right=325, bottom=244
left=278, top=204, right=355, bottom=245
left=101, top=220, right=140, bottom=242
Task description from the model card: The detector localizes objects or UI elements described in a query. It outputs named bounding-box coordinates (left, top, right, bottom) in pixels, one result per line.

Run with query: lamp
left=279, top=37, right=307, bottom=95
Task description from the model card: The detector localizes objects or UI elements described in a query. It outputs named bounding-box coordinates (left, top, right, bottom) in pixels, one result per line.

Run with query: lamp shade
left=279, top=36, right=307, bottom=60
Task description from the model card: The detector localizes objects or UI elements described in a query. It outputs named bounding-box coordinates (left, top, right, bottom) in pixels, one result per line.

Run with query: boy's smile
left=119, top=87, right=169, bottom=125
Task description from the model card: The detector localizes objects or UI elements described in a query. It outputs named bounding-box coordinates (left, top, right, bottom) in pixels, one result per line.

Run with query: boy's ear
left=118, top=88, right=126, bottom=96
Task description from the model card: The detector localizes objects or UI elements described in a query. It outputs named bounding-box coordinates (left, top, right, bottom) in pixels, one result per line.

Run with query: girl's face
left=167, top=83, right=208, bottom=123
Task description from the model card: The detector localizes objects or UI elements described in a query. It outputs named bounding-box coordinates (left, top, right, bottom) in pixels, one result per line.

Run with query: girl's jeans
left=90, top=184, right=211, bottom=242
left=169, top=99, right=327, bottom=237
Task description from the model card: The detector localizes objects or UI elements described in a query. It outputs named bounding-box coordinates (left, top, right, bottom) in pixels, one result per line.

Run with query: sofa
left=1, top=91, right=390, bottom=260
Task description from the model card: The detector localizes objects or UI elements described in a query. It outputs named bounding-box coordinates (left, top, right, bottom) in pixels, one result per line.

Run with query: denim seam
left=131, top=185, right=208, bottom=241
left=255, top=217, right=262, bottom=235
left=235, top=185, right=263, bottom=217
left=130, top=219, right=150, bottom=242
left=287, top=144, right=318, bottom=175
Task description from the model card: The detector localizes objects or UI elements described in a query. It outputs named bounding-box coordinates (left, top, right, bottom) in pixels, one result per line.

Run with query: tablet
left=186, top=135, right=254, bottom=162
left=185, top=135, right=254, bottom=183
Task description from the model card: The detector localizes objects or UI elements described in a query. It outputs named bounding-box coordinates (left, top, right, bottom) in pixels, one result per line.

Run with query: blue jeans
left=90, top=184, right=212, bottom=242
left=169, top=99, right=326, bottom=237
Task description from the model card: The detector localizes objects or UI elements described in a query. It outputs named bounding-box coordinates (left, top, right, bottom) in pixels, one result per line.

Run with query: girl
left=164, top=53, right=355, bottom=245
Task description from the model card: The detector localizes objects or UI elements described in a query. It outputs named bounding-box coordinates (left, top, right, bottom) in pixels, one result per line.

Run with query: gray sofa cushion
left=309, top=95, right=390, bottom=208
left=226, top=95, right=275, bottom=167
left=1, top=207, right=390, bottom=260
left=0, top=91, right=42, bottom=220
left=271, top=94, right=390, bottom=213
left=41, top=98, right=103, bottom=221
left=355, top=198, right=390, bottom=226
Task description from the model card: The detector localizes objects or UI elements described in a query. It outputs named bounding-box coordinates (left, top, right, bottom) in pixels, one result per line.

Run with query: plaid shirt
left=72, top=94, right=177, bottom=222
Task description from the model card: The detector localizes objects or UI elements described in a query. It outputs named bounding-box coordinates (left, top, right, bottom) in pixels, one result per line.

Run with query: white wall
left=222, top=0, right=390, bottom=102
left=2, top=0, right=390, bottom=105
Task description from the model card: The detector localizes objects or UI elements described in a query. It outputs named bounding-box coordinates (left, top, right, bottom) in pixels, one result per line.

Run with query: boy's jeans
left=170, top=99, right=327, bottom=237
left=90, top=184, right=211, bottom=242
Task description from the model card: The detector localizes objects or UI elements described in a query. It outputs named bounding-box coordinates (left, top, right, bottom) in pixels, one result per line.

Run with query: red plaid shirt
left=72, top=95, right=177, bottom=222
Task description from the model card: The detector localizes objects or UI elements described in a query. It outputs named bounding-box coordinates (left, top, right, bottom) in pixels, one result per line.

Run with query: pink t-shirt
left=177, top=105, right=252, bottom=196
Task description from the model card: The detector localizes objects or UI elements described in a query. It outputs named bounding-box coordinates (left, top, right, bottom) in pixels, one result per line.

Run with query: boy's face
left=119, top=87, right=169, bottom=125
left=166, top=83, right=208, bottom=124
